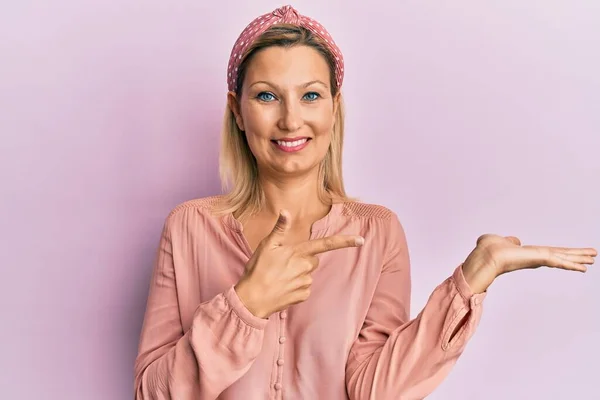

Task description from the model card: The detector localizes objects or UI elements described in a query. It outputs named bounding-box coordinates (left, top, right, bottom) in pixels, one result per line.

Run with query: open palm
left=462, top=234, right=597, bottom=293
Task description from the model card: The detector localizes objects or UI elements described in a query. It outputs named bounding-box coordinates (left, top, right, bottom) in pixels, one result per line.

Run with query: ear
left=331, top=91, right=341, bottom=129
left=332, top=91, right=341, bottom=116
left=227, top=91, right=245, bottom=131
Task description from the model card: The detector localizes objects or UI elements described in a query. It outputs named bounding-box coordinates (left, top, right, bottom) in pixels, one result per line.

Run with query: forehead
left=244, top=45, right=331, bottom=86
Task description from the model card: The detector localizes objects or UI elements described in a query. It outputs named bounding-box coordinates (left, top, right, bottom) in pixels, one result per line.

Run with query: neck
left=258, top=170, right=330, bottom=222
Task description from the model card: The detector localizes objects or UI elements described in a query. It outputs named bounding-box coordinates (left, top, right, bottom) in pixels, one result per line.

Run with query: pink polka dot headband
left=227, top=5, right=345, bottom=92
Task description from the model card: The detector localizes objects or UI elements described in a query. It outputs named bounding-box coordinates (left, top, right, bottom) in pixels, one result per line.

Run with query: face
left=228, top=45, right=339, bottom=179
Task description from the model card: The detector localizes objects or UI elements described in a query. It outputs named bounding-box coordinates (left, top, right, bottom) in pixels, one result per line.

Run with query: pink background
left=1, top=1, right=598, bottom=399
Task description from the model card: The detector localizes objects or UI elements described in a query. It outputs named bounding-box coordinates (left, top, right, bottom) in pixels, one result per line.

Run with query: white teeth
left=276, top=138, right=308, bottom=147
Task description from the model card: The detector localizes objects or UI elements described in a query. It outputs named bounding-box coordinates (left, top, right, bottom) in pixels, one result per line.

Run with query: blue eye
left=257, top=92, right=276, bottom=102
left=303, top=92, right=320, bottom=101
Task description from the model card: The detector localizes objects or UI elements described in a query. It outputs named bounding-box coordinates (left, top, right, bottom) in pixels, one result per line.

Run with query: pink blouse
left=134, top=196, right=486, bottom=399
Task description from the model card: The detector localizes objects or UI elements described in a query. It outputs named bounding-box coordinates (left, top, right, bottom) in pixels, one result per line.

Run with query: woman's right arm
left=134, top=212, right=268, bottom=400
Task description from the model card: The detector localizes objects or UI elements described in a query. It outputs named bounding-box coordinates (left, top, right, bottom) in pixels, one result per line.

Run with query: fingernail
left=355, top=237, right=365, bottom=246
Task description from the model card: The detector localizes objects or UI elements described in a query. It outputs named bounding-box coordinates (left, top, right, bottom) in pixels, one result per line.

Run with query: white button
left=279, top=337, right=286, bottom=344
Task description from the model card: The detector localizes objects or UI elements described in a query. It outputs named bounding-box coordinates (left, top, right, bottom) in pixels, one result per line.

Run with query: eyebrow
left=249, top=80, right=329, bottom=90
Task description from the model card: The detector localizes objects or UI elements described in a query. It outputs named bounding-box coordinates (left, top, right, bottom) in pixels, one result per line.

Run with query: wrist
left=234, top=280, right=270, bottom=319
left=461, top=254, right=498, bottom=294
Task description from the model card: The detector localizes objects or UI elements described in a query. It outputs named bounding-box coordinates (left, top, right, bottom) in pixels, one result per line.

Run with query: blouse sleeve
left=134, top=211, right=268, bottom=400
left=345, top=213, right=486, bottom=400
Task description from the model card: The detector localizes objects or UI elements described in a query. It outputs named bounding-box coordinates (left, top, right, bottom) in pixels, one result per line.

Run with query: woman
left=134, top=5, right=596, bottom=400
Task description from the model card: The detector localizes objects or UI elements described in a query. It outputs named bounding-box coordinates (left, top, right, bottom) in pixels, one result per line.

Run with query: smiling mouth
left=270, top=137, right=312, bottom=153
left=271, top=138, right=310, bottom=147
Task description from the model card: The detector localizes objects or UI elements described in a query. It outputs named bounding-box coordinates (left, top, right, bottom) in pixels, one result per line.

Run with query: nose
left=278, top=100, right=302, bottom=132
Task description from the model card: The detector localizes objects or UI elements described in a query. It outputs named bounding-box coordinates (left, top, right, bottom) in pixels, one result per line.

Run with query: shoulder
left=166, top=195, right=223, bottom=219
left=161, top=195, right=226, bottom=233
left=339, top=201, right=399, bottom=222
left=338, top=200, right=407, bottom=251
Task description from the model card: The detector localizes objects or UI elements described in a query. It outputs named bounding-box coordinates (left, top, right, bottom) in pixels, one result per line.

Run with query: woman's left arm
left=345, top=214, right=485, bottom=400
left=345, top=213, right=596, bottom=400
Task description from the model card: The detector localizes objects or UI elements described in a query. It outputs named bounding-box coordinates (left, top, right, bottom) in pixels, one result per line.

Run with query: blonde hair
left=215, top=24, right=355, bottom=220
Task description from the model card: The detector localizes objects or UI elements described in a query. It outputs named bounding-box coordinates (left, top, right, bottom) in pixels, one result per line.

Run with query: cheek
left=309, top=108, right=335, bottom=137
left=244, top=132, right=269, bottom=161
left=241, top=102, right=276, bottom=137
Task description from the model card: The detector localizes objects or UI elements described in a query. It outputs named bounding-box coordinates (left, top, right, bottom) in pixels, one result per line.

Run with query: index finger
left=294, top=235, right=364, bottom=256
left=527, top=246, right=598, bottom=256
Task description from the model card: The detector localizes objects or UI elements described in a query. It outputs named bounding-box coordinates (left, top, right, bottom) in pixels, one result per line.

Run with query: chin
left=272, top=160, right=322, bottom=177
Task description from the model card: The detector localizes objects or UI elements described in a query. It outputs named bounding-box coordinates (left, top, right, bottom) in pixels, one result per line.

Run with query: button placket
left=273, top=309, right=288, bottom=398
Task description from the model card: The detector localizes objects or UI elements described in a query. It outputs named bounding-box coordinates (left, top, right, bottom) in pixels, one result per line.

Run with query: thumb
left=505, top=236, right=522, bottom=246
left=266, top=209, right=291, bottom=244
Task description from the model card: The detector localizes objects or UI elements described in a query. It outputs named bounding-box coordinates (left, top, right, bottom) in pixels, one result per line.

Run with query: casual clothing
left=134, top=196, right=486, bottom=399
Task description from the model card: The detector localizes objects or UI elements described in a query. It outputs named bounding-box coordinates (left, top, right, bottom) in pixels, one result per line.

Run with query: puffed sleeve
left=345, top=213, right=486, bottom=399
left=134, top=211, right=268, bottom=399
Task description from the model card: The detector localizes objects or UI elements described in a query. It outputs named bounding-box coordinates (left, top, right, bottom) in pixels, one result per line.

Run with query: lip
left=271, top=136, right=310, bottom=142
left=271, top=137, right=311, bottom=153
